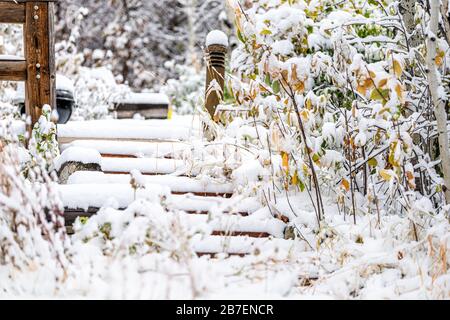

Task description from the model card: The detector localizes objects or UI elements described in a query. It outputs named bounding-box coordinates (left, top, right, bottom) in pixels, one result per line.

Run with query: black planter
left=19, top=88, right=74, bottom=124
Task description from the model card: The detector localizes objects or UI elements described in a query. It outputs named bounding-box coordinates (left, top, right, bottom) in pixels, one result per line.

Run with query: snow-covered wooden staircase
left=56, top=117, right=291, bottom=256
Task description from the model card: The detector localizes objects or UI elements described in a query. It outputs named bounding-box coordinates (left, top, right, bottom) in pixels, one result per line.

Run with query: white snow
left=57, top=184, right=260, bottom=214
left=54, top=147, right=102, bottom=171
left=271, top=40, right=294, bottom=55
left=101, top=157, right=186, bottom=174
left=206, top=30, right=229, bottom=47
left=66, top=171, right=234, bottom=194
left=57, top=119, right=201, bottom=142
left=55, top=146, right=188, bottom=174
left=60, top=140, right=191, bottom=158
left=56, top=74, right=75, bottom=93
left=114, top=92, right=170, bottom=105
left=0, top=55, right=24, bottom=61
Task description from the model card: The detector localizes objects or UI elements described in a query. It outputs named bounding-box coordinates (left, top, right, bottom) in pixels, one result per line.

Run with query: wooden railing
left=0, top=0, right=57, bottom=135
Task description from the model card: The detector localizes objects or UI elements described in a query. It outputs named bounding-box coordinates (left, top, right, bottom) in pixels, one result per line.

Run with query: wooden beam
left=0, top=2, right=26, bottom=24
left=24, top=1, right=56, bottom=128
left=0, top=59, right=27, bottom=81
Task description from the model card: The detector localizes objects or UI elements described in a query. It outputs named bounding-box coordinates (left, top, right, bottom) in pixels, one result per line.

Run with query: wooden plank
left=0, top=59, right=27, bottom=81
left=57, top=136, right=182, bottom=145
left=63, top=209, right=270, bottom=238
left=0, top=2, right=26, bottom=24
left=63, top=208, right=251, bottom=226
left=114, top=103, right=168, bottom=119
left=24, top=1, right=56, bottom=130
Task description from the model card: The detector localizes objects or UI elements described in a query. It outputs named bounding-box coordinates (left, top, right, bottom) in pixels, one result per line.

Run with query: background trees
left=54, top=0, right=232, bottom=89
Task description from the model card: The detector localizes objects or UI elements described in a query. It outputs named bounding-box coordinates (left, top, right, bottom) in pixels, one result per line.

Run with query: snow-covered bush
left=72, top=199, right=201, bottom=260
left=28, top=105, right=59, bottom=163
left=162, top=61, right=205, bottom=115
left=225, top=0, right=450, bottom=226
left=0, top=127, right=69, bottom=294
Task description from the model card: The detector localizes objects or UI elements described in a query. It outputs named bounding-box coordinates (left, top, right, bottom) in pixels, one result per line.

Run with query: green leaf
left=272, top=80, right=280, bottom=94
left=370, top=88, right=389, bottom=102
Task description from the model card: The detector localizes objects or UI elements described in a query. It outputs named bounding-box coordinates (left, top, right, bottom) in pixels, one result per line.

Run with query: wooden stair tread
left=60, top=139, right=191, bottom=159
left=57, top=118, right=201, bottom=143
left=58, top=184, right=259, bottom=214
left=192, top=236, right=293, bottom=255
left=65, top=209, right=285, bottom=238
left=65, top=172, right=234, bottom=196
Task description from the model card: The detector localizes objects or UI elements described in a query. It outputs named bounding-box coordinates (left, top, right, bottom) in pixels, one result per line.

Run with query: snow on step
left=58, top=184, right=259, bottom=214
left=193, top=236, right=293, bottom=255
left=183, top=213, right=285, bottom=238
left=100, top=157, right=186, bottom=174
left=55, top=147, right=187, bottom=174
left=66, top=172, right=234, bottom=195
left=57, top=119, right=201, bottom=143
left=61, top=115, right=202, bottom=129
left=60, top=140, right=191, bottom=158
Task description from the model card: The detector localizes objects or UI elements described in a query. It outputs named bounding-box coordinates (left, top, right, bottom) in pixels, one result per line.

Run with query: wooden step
left=112, top=92, right=170, bottom=120
left=65, top=209, right=285, bottom=238
left=65, top=172, right=234, bottom=197
left=58, top=184, right=259, bottom=215
left=57, top=118, right=201, bottom=144
left=60, top=139, right=191, bottom=159
left=101, top=157, right=186, bottom=175
left=192, top=236, right=294, bottom=256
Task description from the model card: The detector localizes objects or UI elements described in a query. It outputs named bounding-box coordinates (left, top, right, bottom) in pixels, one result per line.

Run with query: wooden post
left=0, top=0, right=57, bottom=137
left=204, top=31, right=228, bottom=121
left=24, top=0, right=57, bottom=133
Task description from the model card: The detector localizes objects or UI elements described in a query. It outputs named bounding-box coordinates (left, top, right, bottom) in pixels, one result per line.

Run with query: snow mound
left=206, top=30, right=229, bottom=47
left=54, top=147, right=102, bottom=171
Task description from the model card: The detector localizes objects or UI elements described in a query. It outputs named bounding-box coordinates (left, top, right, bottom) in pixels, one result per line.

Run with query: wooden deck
left=56, top=118, right=290, bottom=256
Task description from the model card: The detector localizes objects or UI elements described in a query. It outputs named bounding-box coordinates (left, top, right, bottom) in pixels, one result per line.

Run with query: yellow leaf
left=406, top=171, right=416, bottom=189
left=357, top=78, right=373, bottom=95
left=260, top=29, right=272, bottom=35
left=293, top=81, right=305, bottom=93
left=393, top=59, right=403, bottom=77
left=300, top=109, right=309, bottom=122
left=367, top=158, right=378, bottom=167
left=291, top=170, right=299, bottom=185
left=406, top=171, right=414, bottom=181
left=305, top=98, right=312, bottom=109
left=282, top=152, right=289, bottom=170
left=341, top=178, right=350, bottom=192
left=291, top=65, right=298, bottom=80
left=377, top=78, right=388, bottom=88
left=395, top=83, right=404, bottom=104
left=380, top=169, right=393, bottom=181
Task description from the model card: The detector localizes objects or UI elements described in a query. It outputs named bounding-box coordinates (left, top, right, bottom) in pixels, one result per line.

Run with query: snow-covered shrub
left=225, top=0, right=449, bottom=225
left=72, top=198, right=201, bottom=260
left=162, top=61, right=205, bottom=115
left=28, top=105, right=59, bottom=163
left=0, top=130, right=69, bottom=294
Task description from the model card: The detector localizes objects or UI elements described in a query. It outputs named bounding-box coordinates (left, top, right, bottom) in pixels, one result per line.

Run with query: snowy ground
left=0, top=180, right=448, bottom=299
